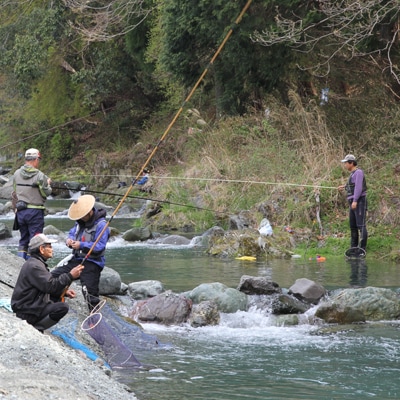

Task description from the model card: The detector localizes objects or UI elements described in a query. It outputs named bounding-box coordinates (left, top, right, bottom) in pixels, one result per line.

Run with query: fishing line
left=49, top=184, right=228, bottom=215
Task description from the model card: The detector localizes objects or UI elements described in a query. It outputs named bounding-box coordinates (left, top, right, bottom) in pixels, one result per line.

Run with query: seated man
left=132, top=168, right=152, bottom=193
left=11, top=234, right=83, bottom=332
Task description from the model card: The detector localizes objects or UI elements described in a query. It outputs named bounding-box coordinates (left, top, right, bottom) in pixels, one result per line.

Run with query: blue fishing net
left=82, top=312, right=143, bottom=369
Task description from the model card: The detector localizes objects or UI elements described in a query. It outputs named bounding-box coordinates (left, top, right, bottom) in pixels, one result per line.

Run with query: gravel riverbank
left=0, top=249, right=138, bottom=400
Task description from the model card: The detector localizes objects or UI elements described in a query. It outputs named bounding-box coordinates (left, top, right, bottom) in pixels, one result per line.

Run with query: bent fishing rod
left=77, top=0, right=254, bottom=267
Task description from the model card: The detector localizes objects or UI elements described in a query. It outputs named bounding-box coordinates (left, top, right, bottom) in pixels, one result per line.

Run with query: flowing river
left=1, top=199, right=400, bottom=399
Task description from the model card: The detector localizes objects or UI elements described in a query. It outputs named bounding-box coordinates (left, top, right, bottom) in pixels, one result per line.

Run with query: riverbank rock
left=330, top=287, right=400, bottom=321
left=99, top=266, right=124, bottom=295
left=315, top=303, right=366, bottom=324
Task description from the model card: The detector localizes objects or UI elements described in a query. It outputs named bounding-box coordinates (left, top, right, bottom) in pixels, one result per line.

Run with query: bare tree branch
left=252, top=1, right=400, bottom=82
left=62, top=0, right=154, bottom=42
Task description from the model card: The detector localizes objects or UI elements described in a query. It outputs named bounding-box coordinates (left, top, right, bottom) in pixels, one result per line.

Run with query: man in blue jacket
left=338, top=154, right=368, bottom=253
left=51, top=195, right=110, bottom=311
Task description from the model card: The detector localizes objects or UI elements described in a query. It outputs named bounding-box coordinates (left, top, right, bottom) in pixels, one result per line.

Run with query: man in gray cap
left=11, top=234, right=84, bottom=332
left=338, top=154, right=368, bottom=253
left=12, top=148, right=52, bottom=259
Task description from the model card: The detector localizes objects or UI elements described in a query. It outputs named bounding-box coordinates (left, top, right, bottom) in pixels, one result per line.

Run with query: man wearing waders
left=338, top=154, right=368, bottom=253
left=12, top=148, right=52, bottom=259
left=51, top=195, right=110, bottom=312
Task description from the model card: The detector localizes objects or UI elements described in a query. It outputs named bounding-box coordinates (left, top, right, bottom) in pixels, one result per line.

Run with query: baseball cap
left=341, top=154, right=356, bottom=163
left=29, top=233, right=57, bottom=250
left=25, top=148, right=41, bottom=160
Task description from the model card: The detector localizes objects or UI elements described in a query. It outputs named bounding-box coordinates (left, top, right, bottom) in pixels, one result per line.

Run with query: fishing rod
left=72, top=0, right=254, bottom=272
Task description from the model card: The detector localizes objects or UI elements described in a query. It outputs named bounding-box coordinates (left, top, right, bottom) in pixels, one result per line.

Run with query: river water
left=1, top=200, right=400, bottom=399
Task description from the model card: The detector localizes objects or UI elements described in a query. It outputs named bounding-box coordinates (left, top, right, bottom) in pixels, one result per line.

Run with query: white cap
left=341, top=154, right=356, bottom=163
left=25, top=148, right=41, bottom=160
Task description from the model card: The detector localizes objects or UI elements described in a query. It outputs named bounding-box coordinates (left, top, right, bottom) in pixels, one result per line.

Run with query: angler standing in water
left=51, top=195, right=110, bottom=312
left=12, top=148, right=52, bottom=259
left=338, top=154, right=368, bottom=254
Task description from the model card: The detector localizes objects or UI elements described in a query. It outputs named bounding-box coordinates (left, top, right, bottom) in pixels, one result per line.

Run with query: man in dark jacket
left=13, top=148, right=52, bottom=259
left=51, top=195, right=110, bottom=312
left=11, top=234, right=83, bottom=332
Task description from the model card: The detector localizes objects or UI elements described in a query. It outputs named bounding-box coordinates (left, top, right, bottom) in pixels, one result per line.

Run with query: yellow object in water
left=235, top=256, right=257, bottom=261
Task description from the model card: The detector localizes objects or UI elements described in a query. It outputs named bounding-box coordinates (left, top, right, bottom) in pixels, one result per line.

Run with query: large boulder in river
left=99, top=267, right=123, bottom=295
left=237, top=275, right=281, bottom=295
left=128, top=280, right=164, bottom=299
left=315, top=303, right=366, bottom=324
left=135, top=291, right=192, bottom=325
left=289, top=278, right=326, bottom=304
left=189, top=301, right=220, bottom=327
left=328, top=287, right=400, bottom=321
left=186, top=282, right=248, bottom=313
left=123, top=227, right=152, bottom=242
left=0, top=223, right=12, bottom=240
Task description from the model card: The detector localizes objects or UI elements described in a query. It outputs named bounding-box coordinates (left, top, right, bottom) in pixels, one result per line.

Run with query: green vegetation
left=1, top=1, right=400, bottom=259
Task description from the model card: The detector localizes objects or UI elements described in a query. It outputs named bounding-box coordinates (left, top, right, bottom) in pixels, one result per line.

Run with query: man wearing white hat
left=11, top=234, right=83, bottom=332
left=51, top=195, right=110, bottom=311
left=12, top=148, right=52, bottom=259
left=338, top=154, right=368, bottom=253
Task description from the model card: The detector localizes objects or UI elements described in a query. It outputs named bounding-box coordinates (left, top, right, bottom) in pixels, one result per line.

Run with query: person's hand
left=65, top=288, right=76, bottom=298
left=70, top=264, right=84, bottom=279
left=351, top=201, right=357, bottom=210
left=338, top=185, right=345, bottom=191
left=66, top=239, right=80, bottom=249
left=47, top=178, right=52, bottom=185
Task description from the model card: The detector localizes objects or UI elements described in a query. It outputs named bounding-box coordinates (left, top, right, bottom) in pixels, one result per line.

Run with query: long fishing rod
left=79, top=0, right=254, bottom=264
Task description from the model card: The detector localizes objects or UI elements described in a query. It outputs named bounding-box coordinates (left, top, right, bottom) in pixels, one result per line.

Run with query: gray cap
left=341, top=154, right=356, bottom=163
left=28, top=233, right=57, bottom=250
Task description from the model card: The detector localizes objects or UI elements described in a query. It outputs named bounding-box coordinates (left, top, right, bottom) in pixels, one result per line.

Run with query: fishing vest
left=345, top=170, right=367, bottom=198
left=72, top=220, right=106, bottom=260
left=14, top=170, right=48, bottom=207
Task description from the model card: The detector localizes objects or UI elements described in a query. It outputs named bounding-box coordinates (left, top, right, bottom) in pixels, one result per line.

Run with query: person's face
left=80, top=210, right=93, bottom=222
left=343, top=161, right=353, bottom=171
left=40, top=243, right=53, bottom=259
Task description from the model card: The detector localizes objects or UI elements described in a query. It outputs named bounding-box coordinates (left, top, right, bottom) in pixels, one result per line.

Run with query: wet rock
left=331, top=287, right=400, bottom=320
left=189, top=301, right=220, bottom=327
left=160, top=235, right=190, bottom=245
left=187, top=282, right=248, bottom=313
left=128, top=280, right=164, bottom=300
left=0, top=222, right=12, bottom=240
left=123, top=227, right=152, bottom=242
left=315, top=303, right=366, bottom=324
left=237, top=275, right=281, bottom=295
left=271, top=293, right=311, bottom=315
left=136, top=291, right=192, bottom=325
left=289, top=278, right=326, bottom=304
left=99, top=267, right=123, bottom=295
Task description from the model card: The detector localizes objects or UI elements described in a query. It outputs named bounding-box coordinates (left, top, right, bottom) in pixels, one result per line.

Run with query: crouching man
left=11, top=234, right=84, bottom=332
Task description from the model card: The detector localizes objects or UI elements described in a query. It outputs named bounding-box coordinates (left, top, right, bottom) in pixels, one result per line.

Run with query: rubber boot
left=17, top=247, right=28, bottom=260
left=350, top=229, right=359, bottom=248
left=33, top=315, right=58, bottom=332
